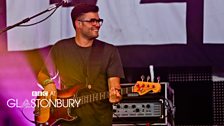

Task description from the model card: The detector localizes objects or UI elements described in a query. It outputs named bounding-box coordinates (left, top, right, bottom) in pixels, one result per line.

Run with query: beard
left=83, top=30, right=99, bottom=40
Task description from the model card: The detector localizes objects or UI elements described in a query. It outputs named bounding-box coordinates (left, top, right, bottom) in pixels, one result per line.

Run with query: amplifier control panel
left=113, top=101, right=163, bottom=118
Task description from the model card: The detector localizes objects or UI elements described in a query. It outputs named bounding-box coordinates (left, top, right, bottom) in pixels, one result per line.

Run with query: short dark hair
left=71, top=3, right=99, bottom=29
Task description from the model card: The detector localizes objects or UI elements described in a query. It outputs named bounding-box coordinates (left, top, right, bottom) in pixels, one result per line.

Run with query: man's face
left=76, top=12, right=103, bottom=40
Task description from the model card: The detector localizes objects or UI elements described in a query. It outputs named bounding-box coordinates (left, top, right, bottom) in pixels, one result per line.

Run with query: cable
left=18, top=3, right=61, bottom=27
left=19, top=107, right=36, bottom=124
left=163, top=97, right=176, bottom=126
left=113, top=112, right=138, bottom=126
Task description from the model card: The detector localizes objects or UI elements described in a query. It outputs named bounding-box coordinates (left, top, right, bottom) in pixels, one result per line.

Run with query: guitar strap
left=86, top=40, right=105, bottom=89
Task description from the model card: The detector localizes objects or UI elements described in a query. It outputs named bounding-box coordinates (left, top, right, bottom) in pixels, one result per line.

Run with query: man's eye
left=90, top=19, right=97, bottom=22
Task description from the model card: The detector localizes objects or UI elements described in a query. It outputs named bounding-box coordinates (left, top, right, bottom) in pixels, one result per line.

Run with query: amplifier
left=113, top=101, right=163, bottom=118
left=113, top=82, right=175, bottom=126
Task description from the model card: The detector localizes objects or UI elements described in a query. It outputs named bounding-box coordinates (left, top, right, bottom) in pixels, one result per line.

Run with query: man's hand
left=44, top=83, right=57, bottom=100
left=109, top=87, right=122, bottom=103
left=108, top=77, right=122, bottom=103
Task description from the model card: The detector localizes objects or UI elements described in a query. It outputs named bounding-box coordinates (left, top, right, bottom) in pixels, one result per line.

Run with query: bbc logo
left=32, top=91, right=48, bottom=96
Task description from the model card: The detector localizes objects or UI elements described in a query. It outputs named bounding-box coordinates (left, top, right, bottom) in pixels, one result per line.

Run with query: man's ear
left=75, top=20, right=81, bottom=29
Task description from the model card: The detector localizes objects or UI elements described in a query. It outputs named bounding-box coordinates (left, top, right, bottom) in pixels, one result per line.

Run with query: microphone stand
left=0, top=2, right=63, bottom=35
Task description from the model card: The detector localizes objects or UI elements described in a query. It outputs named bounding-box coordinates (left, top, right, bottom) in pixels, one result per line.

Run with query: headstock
left=133, top=81, right=161, bottom=95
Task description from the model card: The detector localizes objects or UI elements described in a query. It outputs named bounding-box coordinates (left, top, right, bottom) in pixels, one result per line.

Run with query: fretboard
left=77, top=86, right=133, bottom=105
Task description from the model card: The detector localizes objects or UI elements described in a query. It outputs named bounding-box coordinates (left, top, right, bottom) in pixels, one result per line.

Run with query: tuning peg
left=141, top=75, right=145, bottom=81
left=157, top=76, right=160, bottom=83
left=147, top=75, right=150, bottom=82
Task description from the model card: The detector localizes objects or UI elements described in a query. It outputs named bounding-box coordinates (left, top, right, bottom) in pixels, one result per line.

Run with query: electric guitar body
left=34, top=85, right=81, bottom=126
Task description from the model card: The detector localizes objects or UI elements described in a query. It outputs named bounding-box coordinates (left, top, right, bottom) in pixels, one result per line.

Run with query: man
left=37, top=3, right=124, bottom=126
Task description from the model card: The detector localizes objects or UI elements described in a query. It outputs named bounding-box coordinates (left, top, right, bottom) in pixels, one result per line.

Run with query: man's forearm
left=37, top=71, right=54, bottom=87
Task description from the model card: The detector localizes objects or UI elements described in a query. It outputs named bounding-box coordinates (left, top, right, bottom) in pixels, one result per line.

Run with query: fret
left=99, top=92, right=102, bottom=100
left=120, top=87, right=133, bottom=95
left=89, top=94, right=92, bottom=103
left=83, top=95, right=89, bottom=104
left=74, top=86, right=134, bottom=106
left=92, top=93, right=98, bottom=102
left=121, top=88, right=123, bottom=95
left=99, top=92, right=107, bottom=100
left=127, top=87, right=130, bottom=94
left=81, top=96, right=85, bottom=105
left=99, top=92, right=103, bottom=100
left=104, top=92, right=107, bottom=99
left=121, top=88, right=125, bottom=95
left=122, top=88, right=125, bottom=95
left=129, top=87, right=132, bottom=93
left=103, top=92, right=106, bottom=99
left=106, top=92, right=109, bottom=99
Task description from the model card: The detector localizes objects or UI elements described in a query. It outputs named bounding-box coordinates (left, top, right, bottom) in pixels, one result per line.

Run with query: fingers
left=44, top=83, right=57, bottom=100
left=46, top=90, right=57, bottom=100
left=109, top=87, right=122, bottom=103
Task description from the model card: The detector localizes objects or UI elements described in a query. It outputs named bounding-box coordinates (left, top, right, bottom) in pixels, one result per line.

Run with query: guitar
left=34, top=81, right=161, bottom=126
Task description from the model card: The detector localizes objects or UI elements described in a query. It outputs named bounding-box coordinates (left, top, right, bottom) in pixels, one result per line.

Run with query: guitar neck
left=77, top=86, right=133, bottom=105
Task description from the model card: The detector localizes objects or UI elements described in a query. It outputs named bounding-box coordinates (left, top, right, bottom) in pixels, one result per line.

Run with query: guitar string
left=74, top=86, right=133, bottom=105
